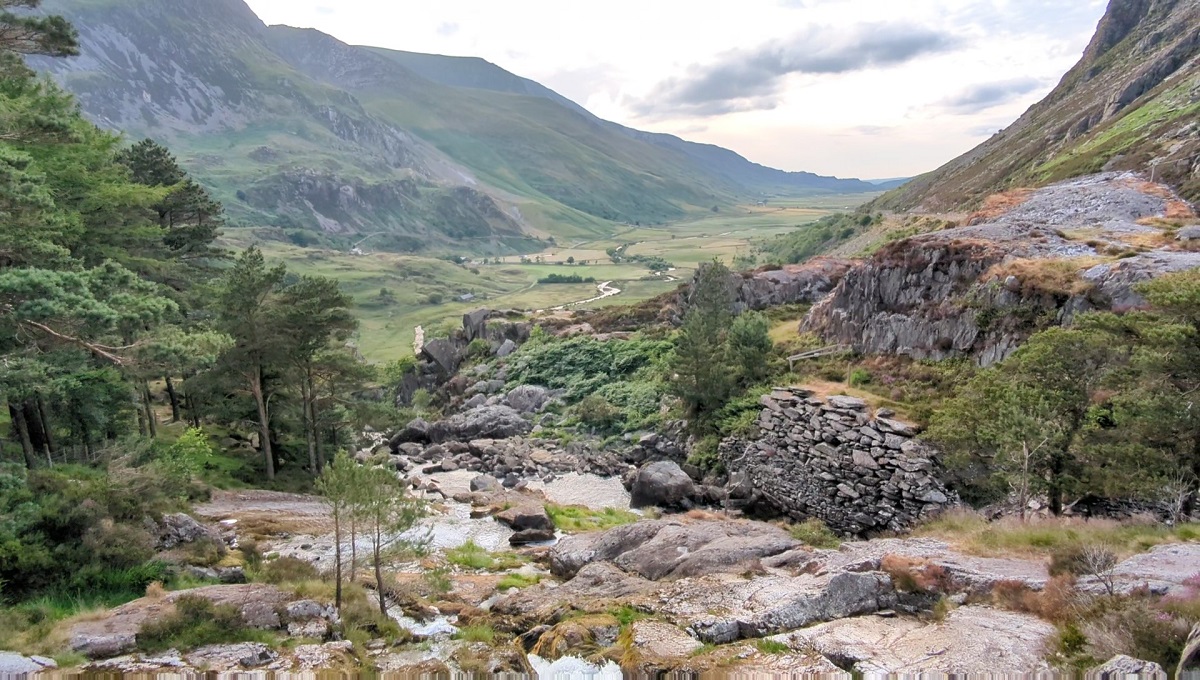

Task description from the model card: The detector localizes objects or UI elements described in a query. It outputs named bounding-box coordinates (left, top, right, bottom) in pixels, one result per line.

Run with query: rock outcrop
left=396, top=310, right=531, bottom=406
left=426, top=406, right=532, bottom=443
left=722, top=389, right=955, bottom=535
left=804, top=175, right=1200, bottom=365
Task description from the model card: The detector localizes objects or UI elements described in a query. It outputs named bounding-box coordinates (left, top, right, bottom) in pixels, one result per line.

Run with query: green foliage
left=788, top=519, right=841, bottom=549
left=508, top=335, right=672, bottom=402
left=686, top=436, right=721, bottom=473
left=496, top=573, right=541, bottom=590
left=760, top=213, right=878, bottom=265
left=671, top=260, right=736, bottom=425
left=848, top=368, right=873, bottom=387
left=137, top=595, right=275, bottom=653
left=255, top=556, right=320, bottom=585
left=574, top=394, right=622, bottom=432
left=453, top=624, right=496, bottom=644
left=545, top=504, right=639, bottom=533
left=538, top=273, right=595, bottom=284
left=445, top=540, right=525, bottom=571
left=755, top=639, right=790, bottom=654
left=728, top=311, right=773, bottom=385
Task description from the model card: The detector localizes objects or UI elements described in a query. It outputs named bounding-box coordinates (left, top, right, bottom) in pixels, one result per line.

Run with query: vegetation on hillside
left=760, top=212, right=881, bottom=264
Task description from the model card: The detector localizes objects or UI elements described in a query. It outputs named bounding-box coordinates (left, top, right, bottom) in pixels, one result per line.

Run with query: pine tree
left=671, top=259, right=736, bottom=427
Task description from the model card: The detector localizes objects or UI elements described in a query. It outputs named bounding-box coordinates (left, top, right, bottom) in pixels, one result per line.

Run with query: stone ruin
left=721, top=388, right=956, bottom=536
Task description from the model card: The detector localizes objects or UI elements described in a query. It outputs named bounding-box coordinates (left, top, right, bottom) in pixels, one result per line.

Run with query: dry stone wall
left=721, top=388, right=956, bottom=536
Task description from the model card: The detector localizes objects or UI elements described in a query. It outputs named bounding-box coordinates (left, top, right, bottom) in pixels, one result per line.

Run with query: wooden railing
left=787, top=345, right=852, bottom=370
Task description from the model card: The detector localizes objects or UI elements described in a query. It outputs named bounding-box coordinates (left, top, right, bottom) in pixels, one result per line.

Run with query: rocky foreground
left=13, top=475, right=1194, bottom=678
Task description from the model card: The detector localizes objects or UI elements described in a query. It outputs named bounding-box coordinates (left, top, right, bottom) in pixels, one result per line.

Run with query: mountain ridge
left=32, top=0, right=882, bottom=253
left=874, top=0, right=1200, bottom=212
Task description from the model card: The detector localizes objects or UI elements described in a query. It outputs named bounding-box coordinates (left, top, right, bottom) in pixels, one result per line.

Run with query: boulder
left=496, top=339, right=518, bottom=357
left=1178, top=226, right=1200, bottom=242
left=0, top=652, right=57, bottom=676
left=495, top=504, right=555, bottom=533
left=70, top=632, right=137, bottom=659
left=390, top=418, right=430, bottom=447
left=427, top=406, right=532, bottom=443
left=790, top=606, right=1055, bottom=675
left=1089, top=655, right=1167, bottom=680
left=505, top=385, right=550, bottom=413
left=470, top=475, right=502, bottom=493
left=158, top=513, right=220, bottom=550
left=630, top=461, right=696, bottom=510
left=285, top=599, right=324, bottom=621
left=510, top=528, right=557, bottom=545
left=549, top=520, right=797, bottom=580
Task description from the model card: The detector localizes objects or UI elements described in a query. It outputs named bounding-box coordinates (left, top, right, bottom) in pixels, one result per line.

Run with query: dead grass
left=1124, top=179, right=1197, bottom=220
left=916, top=508, right=1200, bottom=560
left=880, top=555, right=954, bottom=594
left=985, top=258, right=1100, bottom=297
left=967, top=188, right=1035, bottom=224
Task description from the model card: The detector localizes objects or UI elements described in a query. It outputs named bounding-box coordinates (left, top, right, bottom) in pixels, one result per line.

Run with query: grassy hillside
left=876, top=0, right=1200, bottom=211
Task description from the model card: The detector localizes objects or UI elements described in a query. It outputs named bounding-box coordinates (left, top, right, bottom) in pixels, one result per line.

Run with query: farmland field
left=222, top=193, right=878, bottom=362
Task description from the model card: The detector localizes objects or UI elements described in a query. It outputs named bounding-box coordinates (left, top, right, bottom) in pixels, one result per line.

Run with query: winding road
left=550, top=280, right=622, bottom=311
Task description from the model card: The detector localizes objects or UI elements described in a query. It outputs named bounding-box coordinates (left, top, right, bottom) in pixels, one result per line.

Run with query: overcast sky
left=243, top=0, right=1108, bottom=180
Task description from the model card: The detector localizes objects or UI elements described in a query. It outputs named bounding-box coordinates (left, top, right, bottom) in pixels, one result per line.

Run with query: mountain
left=366, top=45, right=882, bottom=195
left=31, top=0, right=880, bottom=253
left=876, top=0, right=1200, bottom=212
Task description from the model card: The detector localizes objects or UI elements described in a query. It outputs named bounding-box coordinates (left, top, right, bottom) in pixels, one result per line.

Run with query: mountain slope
left=877, top=0, right=1200, bottom=212
left=365, top=45, right=883, bottom=195
left=31, top=0, right=881, bottom=254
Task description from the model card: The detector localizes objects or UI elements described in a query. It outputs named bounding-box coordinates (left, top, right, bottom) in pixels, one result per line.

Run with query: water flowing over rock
left=721, top=388, right=956, bottom=535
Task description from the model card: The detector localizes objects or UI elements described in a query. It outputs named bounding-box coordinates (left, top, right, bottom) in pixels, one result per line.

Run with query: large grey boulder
left=630, top=461, right=696, bottom=510
left=549, top=520, right=797, bottom=580
left=427, top=406, right=532, bottom=443
left=389, top=418, right=430, bottom=447
left=504, top=385, right=550, bottom=413
left=158, top=513, right=221, bottom=550
left=0, top=652, right=56, bottom=676
left=1088, top=655, right=1167, bottom=680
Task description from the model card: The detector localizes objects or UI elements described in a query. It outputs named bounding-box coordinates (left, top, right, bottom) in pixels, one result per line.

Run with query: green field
left=223, top=193, right=877, bottom=362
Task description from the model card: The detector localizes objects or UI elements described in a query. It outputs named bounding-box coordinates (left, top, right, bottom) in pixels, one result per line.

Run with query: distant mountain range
left=875, top=0, right=1200, bottom=212
left=32, top=0, right=888, bottom=253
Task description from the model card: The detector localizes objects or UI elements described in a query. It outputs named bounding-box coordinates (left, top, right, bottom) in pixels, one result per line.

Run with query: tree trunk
left=9, top=403, right=37, bottom=468
left=374, top=525, right=386, bottom=614
left=333, top=507, right=343, bottom=610
left=164, top=376, right=182, bottom=423
left=349, top=515, right=358, bottom=583
left=142, top=383, right=157, bottom=439
left=301, top=375, right=318, bottom=475
left=35, top=395, right=56, bottom=458
left=1048, top=449, right=1066, bottom=516
left=249, top=369, right=275, bottom=481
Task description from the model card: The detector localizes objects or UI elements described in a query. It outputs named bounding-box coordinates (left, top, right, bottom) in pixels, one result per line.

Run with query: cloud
left=314, top=5, right=335, bottom=15
left=634, top=22, right=962, bottom=118
left=939, top=77, right=1044, bottom=114
left=436, top=22, right=460, bottom=37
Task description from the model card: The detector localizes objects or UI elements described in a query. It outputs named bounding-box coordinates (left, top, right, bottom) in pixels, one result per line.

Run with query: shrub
left=138, top=595, right=272, bottom=652
left=880, top=555, right=953, bottom=594
left=755, top=639, right=790, bottom=654
left=849, top=368, right=873, bottom=387
left=256, top=556, right=320, bottom=584
left=788, top=519, right=841, bottom=549
left=545, top=504, right=639, bottom=533
left=575, top=394, right=621, bottom=431
left=454, top=624, right=495, bottom=644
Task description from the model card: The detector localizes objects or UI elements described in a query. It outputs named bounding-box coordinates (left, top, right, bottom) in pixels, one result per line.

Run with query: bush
left=454, top=624, right=496, bottom=644
left=256, top=556, right=320, bottom=584
left=575, top=394, right=621, bottom=432
left=138, top=595, right=272, bottom=652
left=788, top=519, right=841, bottom=549
left=849, top=368, right=873, bottom=387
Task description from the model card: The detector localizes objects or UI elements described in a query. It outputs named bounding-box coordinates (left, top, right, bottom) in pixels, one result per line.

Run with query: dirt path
left=550, top=280, right=621, bottom=311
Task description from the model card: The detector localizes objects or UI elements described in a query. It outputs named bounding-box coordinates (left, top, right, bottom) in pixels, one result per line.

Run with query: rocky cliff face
left=721, top=389, right=956, bottom=536
left=806, top=174, right=1200, bottom=364
left=877, top=0, right=1200, bottom=210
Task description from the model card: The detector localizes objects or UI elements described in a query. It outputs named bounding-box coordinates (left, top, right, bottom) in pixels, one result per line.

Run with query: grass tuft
left=545, top=504, right=639, bottom=533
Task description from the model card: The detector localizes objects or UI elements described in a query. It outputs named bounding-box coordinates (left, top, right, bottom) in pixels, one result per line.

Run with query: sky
left=243, top=0, right=1109, bottom=180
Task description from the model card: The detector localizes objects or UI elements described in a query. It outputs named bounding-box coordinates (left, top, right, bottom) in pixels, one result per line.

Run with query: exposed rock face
left=726, top=259, right=854, bottom=313
left=503, top=385, right=551, bottom=413
left=396, top=310, right=532, bottom=406
left=549, top=520, right=798, bottom=580
left=629, top=461, right=697, bottom=510
left=1089, top=655, right=1168, bottom=680
left=805, top=175, right=1200, bottom=365
left=721, top=389, right=955, bottom=535
left=157, top=513, right=223, bottom=550
left=426, top=406, right=532, bottom=443
left=789, top=607, right=1055, bottom=675
left=0, top=652, right=57, bottom=676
